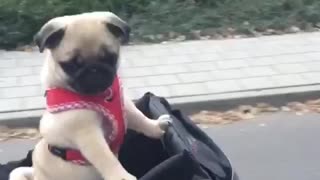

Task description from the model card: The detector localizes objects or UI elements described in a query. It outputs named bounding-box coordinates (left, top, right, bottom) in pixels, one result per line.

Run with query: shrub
left=0, top=0, right=320, bottom=49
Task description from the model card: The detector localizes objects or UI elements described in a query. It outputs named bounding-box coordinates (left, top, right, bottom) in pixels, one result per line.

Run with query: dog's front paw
left=106, top=170, right=136, bottom=180
left=145, top=114, right=172, bottom=139
left=9, top=167, right=33, bottom=180
left=157, top=114, right=172, bottom=131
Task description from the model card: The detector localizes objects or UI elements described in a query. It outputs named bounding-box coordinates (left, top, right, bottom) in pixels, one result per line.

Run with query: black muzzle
left=60, top=62, right=116, bottom=95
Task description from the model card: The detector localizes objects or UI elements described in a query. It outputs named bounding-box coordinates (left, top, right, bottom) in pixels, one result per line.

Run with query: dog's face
left=34, top=12, right=130, bottom=95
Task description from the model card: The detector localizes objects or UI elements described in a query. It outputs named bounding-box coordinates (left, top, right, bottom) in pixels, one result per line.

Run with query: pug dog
left=9, top=11, right=171, bottom=180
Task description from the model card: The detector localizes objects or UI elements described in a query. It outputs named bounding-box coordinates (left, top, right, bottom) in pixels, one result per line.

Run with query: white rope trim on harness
left=47, top=101, right=118, bottom=141
left=118, top=78, right=128, bottom=130
left=71, top=159, right=88, bottom=166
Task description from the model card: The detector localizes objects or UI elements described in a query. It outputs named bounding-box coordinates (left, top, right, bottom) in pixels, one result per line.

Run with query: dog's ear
left=34, top=18, right=67, bottom=53
left=106, top=22, right=131, bottom=45
left=88, top=12, right=131, bottom=44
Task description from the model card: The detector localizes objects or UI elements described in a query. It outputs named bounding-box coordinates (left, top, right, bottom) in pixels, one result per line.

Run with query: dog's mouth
left=72, top=66, right=116, bottom=95
left=60, top=62, right=116, bottom=95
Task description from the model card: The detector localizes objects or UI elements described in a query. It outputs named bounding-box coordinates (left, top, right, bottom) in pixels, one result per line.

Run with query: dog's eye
left=101, top=53, right=117, bottom=66
left=60, top=59, right=82, bottom=74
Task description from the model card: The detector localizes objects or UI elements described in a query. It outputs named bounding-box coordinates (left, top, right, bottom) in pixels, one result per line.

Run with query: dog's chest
left=33, top=139, right=104, bottom=180
left=43, top=75, right=127, bottom=150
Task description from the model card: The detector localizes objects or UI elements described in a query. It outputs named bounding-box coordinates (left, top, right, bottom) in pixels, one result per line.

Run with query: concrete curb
left=170, top=84, right=320, bottom=115
left=0, top=110, right=43, bottom=128
left=1, top=85, right=320, bottom=128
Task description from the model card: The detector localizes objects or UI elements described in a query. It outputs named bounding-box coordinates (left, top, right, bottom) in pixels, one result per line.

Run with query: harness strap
left=48, top=145, right=90, bottom=166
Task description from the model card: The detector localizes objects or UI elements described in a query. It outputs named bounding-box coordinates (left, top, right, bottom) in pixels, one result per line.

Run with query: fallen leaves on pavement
left=191, top=103, right=278, bottom=125
left=2, top=98, right=320, bottom=140
left=0, top=126, right=41, bottom=142
left=190, top=99, right=320, bottom=125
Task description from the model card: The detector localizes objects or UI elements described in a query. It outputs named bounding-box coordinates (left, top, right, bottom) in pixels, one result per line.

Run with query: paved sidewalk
left=1, top=32, right=320, bottom=116
left=2, top=112, right=320, bottom=180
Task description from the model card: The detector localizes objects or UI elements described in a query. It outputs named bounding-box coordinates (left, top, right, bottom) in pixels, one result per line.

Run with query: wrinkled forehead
left=52, top=17, right=120, bottom=62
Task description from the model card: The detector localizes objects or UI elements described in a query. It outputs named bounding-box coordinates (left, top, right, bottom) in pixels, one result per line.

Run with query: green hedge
left=1, top=0, right=320, bottom=49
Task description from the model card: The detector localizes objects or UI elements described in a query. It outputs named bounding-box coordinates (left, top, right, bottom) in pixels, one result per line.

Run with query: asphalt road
left=1, top=112, right=320, bottom=180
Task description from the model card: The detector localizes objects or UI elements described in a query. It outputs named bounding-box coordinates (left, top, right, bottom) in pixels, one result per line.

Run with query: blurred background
left=1, top=1, right=320, bottom=180
left=1, top=0, right=320, bottom=49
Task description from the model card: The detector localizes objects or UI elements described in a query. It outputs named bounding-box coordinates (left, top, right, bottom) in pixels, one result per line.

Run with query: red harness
left=45, top=75, right=126, bottom=166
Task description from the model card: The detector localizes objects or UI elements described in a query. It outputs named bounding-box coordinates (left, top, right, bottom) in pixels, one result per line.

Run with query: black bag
left=119, top=92, right=238, bottom=180
left=0, top=93, right=239, bottom=180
